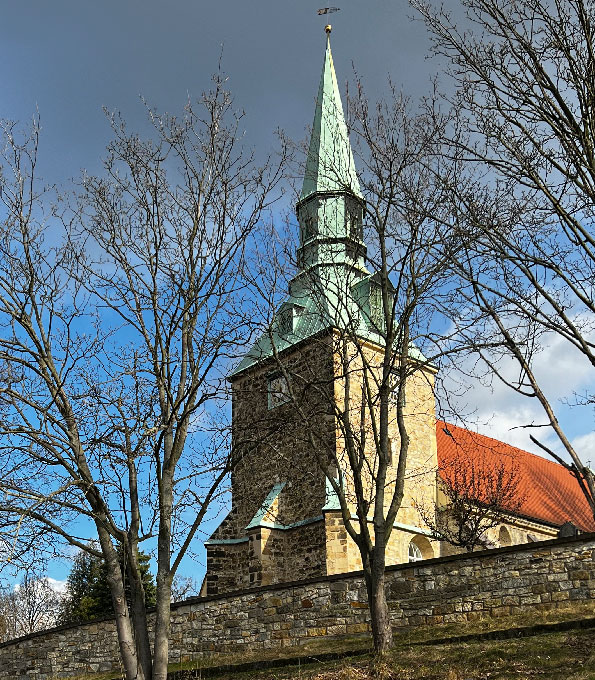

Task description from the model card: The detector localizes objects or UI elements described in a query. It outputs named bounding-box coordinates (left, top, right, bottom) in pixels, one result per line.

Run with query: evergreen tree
left=60, top=548, right=156, bottom=624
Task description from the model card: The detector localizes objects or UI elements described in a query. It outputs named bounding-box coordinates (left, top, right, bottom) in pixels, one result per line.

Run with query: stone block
left=490, top=606, right=511, bottom=618
left=551, top=591, right=570, bottom=602
left=390, top=580, right=414, bottom=595
left=569, top=570, right=591, bottom=581
left=346, top=623, right=370, bottom=634
left=443, top=613, right=467, bottom=623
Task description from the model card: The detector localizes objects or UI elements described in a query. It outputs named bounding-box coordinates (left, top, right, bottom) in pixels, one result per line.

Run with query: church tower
left=203, top=28, right=439, bottom=596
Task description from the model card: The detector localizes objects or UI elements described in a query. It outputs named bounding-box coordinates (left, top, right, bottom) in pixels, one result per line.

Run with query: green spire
left=295, top=29, right=367, bottom=275
left=300, top=31, right=362, bottom=201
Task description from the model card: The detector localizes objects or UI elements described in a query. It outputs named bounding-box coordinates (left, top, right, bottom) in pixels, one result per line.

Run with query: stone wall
left=2, top=533, right=594, bottom=680
left=205, top=335, right=335, bottom=595
left=330, top=335, right=439, bottom=531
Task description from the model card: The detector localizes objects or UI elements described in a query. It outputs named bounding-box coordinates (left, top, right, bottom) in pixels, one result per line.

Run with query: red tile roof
left=436, top=421, right=595, bottom=532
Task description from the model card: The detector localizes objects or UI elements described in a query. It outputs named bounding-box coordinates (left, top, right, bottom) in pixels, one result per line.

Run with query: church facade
left=202, top=30, right=593, bottom=597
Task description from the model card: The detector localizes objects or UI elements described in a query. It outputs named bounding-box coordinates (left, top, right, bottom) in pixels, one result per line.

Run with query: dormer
left=351, top=273, right=395, bottom=335
left=275, top=302, right=305, bottom=338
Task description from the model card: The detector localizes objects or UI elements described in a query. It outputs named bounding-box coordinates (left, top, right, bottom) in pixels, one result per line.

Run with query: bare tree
left=413, top=0, right=595, bottom=519
left=170, top=575, right=198, bottom=603
left=417, top=428, right=525, bottom=552
left=0, top=574, right=61, bottom=642
left=0, top=75, right=283, bottom=680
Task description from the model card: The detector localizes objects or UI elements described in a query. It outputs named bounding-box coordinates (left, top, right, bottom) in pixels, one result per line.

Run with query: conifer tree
left=60, top=549, right=156, bottom=624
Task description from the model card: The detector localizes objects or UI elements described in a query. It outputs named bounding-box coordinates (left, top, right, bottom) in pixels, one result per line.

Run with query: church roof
left=300, top=31, right=362, bottom=202
left=436, top=421, right=595, bottom=532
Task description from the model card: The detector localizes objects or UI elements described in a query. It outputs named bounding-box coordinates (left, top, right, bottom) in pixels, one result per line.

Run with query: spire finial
left=325, top=24, right=332, bottom=34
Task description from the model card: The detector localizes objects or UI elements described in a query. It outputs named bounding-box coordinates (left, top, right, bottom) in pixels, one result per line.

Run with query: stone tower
left=203, top=30, right=439, bottom=597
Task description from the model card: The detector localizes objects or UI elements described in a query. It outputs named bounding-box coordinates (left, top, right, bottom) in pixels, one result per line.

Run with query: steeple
left=300, top=27, right=362, bottom=201
left=295, top=27, right=367, bottom=280
left=230, top=27, right=373, bottom=378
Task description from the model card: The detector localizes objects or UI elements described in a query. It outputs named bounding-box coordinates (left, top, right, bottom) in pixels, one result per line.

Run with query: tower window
left=408, top=541, right=423, bottom=563
left=408, top=536, right=434, bottom=562
left=303, top=215, right=317, bottom=242
left=345, top=203, right=362, bottom=240
left=268, top=374, right=290, bottom=409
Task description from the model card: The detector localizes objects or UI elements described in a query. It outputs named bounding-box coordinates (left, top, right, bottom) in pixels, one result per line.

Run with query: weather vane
left=318, top=7, right=339, bottom=33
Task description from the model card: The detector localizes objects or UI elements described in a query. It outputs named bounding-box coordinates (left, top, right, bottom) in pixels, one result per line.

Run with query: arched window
left=408, top=541, right=423, bottom=563
left=498, top=526, right=512, bottom=547
left=408, top=535, right=434, bottom=563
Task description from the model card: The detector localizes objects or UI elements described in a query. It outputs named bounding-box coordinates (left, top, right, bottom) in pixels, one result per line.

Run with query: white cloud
left=571, top=432, right=595, bottom=468
left=438, top=328, right=595, bottom=462
left=45, top=578, right=67, bottom=594
left=13, top=577, right=67, bottom=594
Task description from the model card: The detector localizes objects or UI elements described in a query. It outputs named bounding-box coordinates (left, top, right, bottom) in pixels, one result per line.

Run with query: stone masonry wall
left=205, top=335, right=335, bottom=595
left=230, top=336, right=334, bottom=532
left=1, top=533, right=594, bottom=680
left=331, top=336, right=439, bottom=533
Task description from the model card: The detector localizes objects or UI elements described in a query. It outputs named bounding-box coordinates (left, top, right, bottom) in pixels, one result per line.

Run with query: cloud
left=46, top=578, right=67, bottom=594
left=571, top=432, right=595, bottom=469
left=13, top=577, right=67, bottom=594
left=438, top=329, right=595, bottom=463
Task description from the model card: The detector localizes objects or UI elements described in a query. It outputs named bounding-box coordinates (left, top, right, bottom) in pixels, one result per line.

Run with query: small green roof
left=300, top=33, right=362, bottom=201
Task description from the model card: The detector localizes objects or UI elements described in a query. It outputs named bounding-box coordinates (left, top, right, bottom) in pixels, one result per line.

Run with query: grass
left=173, top=627, right=595, bottom=680
left=69, top=603, right=595, bottom=680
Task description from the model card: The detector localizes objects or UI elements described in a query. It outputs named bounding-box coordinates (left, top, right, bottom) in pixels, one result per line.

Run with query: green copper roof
left=229, top=273, right=428, bottom=377
left=300, top=34, right=362, bottom=201
left=229, top=32, right=428, bottom=379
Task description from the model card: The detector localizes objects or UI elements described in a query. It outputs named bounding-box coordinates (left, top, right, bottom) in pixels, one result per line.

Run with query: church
left=202, top=28, right=594, bottom=597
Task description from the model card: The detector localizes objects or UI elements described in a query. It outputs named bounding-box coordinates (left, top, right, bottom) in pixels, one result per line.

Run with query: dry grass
left=193, top=627, right=595, bottom=680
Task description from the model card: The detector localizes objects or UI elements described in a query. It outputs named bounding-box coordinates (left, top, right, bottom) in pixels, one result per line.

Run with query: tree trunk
left=127, top=546, right=153, bottom=679
left=153, top=573, right=172, bottom=680
left=152, top=470, right=174, bottom=680
left=99, top=532, right=144, bottom=680
left=363, top=552, right=392, bottom=655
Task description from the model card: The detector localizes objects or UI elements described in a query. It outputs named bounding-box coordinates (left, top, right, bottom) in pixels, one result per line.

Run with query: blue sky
left=2, top=1, right=593, bottom=588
